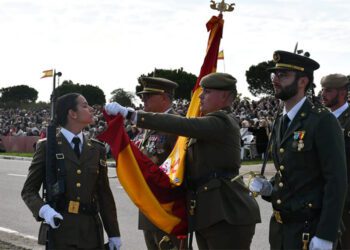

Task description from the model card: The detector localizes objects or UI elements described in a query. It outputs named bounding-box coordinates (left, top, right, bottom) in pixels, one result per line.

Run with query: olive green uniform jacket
left=267, top=99, right=347, bottom=249
left=21, top=133, right=120, bottom=248
left=337, top=105, right=350, bottom=249
left=137, top=109, right=261, bottom=231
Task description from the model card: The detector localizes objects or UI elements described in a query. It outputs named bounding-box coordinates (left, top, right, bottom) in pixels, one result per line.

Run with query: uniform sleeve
left=97, top=146, right=121, bottom=237
left=21, top=140, right=46, bottom=221
left=314, top=113, right=347, bottom=241
left=137, top=111, right=232, bottom=141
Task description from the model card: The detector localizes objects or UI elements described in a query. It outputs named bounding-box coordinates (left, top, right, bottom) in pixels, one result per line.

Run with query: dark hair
left=55, top=93, right=81, bottom=127
left=296, top=71, right=314, bottom=93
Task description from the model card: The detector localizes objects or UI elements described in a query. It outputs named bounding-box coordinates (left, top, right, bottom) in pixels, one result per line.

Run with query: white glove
left=105, top=102, right=128, bottom=117
left=249, top=177, right=273, bottom=196
left=109, top=237, right=122, bottom=250
left=39, top=204, right=63, bottom=229
left=309, top=236, right=333, bottom=250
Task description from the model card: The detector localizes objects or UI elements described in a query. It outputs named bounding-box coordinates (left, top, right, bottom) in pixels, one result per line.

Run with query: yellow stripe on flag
left=218, top=50, right=224, bottom=60
left=117, top=144, right=180, bottom=233
left=41, top=69, right=53, bottom=78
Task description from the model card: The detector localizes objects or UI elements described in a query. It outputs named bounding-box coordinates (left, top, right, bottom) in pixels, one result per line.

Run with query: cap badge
left=273, top=52, right=280, bottom=62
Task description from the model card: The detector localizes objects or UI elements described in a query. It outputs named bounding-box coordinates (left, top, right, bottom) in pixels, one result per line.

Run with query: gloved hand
left=309, top=236, right=333, bottom=250
left=39, top=204, right=63, bottom=229
left=249, top=176, right=273, bottom=196
left=108, top=237, right=122, bottom=250
left=105, top=102, right=132, bottom=117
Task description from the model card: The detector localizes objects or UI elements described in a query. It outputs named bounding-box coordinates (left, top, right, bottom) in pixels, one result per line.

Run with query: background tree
left=0, top=85, right=38, bottom=107
left=136, top=68, right=197, bottom=100
left=55, top=80, right=106, bottom=105
left=246, top=60, right=275, bottom=97
left=110, top=88, right=135, bottom=107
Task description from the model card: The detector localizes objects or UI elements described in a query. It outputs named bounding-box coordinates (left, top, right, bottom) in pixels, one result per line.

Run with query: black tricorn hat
left=268, top=50, right=320, bottom=73
left=137, top=77, right=178, bottom=95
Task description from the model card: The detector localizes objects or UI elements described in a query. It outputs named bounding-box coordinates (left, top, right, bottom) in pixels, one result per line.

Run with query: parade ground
left=0, top=157, right=275, bottom=250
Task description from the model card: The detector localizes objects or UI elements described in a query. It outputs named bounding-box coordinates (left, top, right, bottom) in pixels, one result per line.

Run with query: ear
left=298, top=76, right=309, bottom=91
left=68, top=109, right=77, bottom=119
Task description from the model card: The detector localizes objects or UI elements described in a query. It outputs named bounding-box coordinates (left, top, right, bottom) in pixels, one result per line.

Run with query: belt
left=273, top=209, right=321, bottom=224
left=189, top=170, right=237, bottom=190
left=57, top=200, right=98, bottom=215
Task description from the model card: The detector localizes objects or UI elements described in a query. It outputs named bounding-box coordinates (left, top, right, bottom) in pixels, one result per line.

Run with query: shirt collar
left=332, top=102, right=349, bottom=118
left=283, top=96, right=307, bottom=122
left=60, top=127, right=84, bottom=144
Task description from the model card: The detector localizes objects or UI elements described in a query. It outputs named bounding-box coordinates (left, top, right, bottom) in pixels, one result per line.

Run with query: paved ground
left=0, top=155, right=276, bottom=249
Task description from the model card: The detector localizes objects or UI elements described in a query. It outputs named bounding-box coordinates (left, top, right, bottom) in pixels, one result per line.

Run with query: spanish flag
left=98, top=13, right=224, bottom=235
left=218, top=50, right=224, bottom=60
left=41, top=69, right=54, bottom=78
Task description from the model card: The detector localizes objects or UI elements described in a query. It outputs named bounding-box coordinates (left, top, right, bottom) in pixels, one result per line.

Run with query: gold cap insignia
left=273, top=52, right=280, bottom=62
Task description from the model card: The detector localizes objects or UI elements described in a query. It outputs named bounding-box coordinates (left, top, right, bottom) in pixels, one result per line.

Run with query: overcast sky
left=1, top=0, right=349, bottom=102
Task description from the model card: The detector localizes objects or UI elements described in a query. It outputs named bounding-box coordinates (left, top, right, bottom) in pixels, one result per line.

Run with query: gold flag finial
left=210, top=0, right=235, bottom=14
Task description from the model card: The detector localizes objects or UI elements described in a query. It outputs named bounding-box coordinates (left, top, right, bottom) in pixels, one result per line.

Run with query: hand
left=309, top=236, right=333, bottom=250
left=105, top=102, right=128, bottom=117
left=249, top=176, right=273, bottom=196
left=109, top=237, right=122, bottom=250
left=39, top=204, right=63, bottom=229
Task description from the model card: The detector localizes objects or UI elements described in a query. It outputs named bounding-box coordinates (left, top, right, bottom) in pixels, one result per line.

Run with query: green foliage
left=0, top=85, right=38, bottom=107
left=246, top=60, right=275, bottom=97
left=137, top=68, right=197, bottom=100
left=55, top=80, right=106, bottom=105
left=110, top=88, right=135, bottom=107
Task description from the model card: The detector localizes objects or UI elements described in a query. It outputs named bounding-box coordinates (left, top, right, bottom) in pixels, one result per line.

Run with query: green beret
left=321, top=74, right=349, bottom=89
left=200, top=72, right=237, bottom=91
left=137, top=77, right=178, bottom=95
left=268, top=50, right=320, bottom=73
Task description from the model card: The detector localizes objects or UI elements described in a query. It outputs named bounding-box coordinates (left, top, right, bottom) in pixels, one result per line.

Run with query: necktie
left=72, top=137, right=81, bottom=158
left=281, top=114, right=290, bottom=137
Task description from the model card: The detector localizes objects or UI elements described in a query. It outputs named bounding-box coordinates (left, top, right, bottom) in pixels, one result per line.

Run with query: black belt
left=189, top=170, right=237, bottom=190
left=57, top=199, right=98, bottom=215
left=273, top=209, right=321, bottom=224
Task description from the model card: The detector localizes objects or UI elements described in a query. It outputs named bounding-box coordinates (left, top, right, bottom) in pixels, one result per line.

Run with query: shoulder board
left=90, top=138, right=105, bottom=147
left=310, top=104, right=330, bottom=114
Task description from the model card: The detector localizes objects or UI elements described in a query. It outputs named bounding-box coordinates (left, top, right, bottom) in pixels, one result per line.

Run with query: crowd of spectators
left=0, top=96, right=288, bottom=159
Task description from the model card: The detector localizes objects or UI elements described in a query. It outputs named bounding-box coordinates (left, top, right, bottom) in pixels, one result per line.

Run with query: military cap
left=200, top=72, right=237, bottom=91
left=268, top=50, right=320, bottom=73
left=137, top=77, right=178, bottom=95
left=321, top=73, right=349, bottom=89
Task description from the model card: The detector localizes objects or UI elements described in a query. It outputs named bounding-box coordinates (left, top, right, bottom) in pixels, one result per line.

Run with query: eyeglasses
left=270, top=71, right=295, bottom=81
left=141, top=93, right=162, bottom=101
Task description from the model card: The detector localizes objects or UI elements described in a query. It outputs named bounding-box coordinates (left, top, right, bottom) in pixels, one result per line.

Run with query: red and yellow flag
left=98, top=14, right=224, bottom=236
left=165, top=14, right=224, bottom=186
left=218, top=50, right=224, bottom=60
left=41, top=69, right=53, bottom=78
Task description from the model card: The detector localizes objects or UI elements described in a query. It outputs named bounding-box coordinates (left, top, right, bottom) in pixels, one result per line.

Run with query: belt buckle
left=274, top=210, right=283, bottom=224
left=68, top=201, right=80, bottom=214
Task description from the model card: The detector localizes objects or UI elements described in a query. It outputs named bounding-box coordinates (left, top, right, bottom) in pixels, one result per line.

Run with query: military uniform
left=135, top=76, right=182, bottom=250
left=21, top=133, right=120, bottom=249
left=136, top=73, right=261, bottom=250
left=134, top=109, right=180, bottom=250
left=321, top=73, right=350, bottom=249
left=265, top=51, right=347, bottom=249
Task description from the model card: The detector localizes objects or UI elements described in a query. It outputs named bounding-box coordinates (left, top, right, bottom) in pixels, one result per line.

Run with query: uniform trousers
left=195, top=220, right=255, bottom=250
left=339, top=208, right=350, bottom=249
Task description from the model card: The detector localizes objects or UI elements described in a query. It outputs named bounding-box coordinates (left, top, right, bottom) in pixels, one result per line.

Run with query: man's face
left=321, top=87, right=340, bottom=109
left=71, top=95, right=94, bottom=125
left=142, top=93, right=164, bottom=112
left=271, top=70, right=299, bottom=101
left=199, top=88, right=226, bottom=115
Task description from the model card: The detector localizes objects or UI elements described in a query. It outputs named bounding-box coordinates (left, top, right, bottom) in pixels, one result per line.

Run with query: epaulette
left=89, top=138, right=105, bottom=147
left=310, top=104, right=329, bottom=114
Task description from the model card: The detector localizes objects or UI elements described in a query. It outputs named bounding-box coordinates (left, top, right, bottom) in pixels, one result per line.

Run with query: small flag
left=218, top=50, right=224, bottom=60
left=41, top=69, right=53, bottom=78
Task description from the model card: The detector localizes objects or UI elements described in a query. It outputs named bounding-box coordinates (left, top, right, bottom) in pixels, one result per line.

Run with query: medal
left=293, top=131, right=305, bottom=151
left=297, top=140, right=304, bottom=151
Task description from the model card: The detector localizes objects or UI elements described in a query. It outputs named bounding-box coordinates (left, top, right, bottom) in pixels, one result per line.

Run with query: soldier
left=105, top=72, right=261, bottom=250
left=320, top=73, right=350, bottom=249
left=21, top=93, right=121, bottom=250
left=249, top=51, right=347, bottom=250
left=133, top=77, right=182, bottom=250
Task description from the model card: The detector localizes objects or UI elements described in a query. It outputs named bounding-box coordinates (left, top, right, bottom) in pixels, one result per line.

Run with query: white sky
left=1, top=0, right=349, bottom=102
